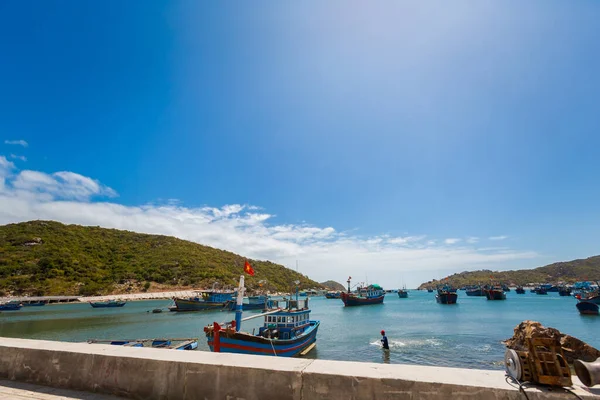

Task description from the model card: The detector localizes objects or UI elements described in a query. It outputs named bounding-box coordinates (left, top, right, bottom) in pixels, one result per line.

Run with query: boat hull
left=0, top=304, right=22, bottom=311
left=436, top=293, right=458, bottom=304
left=576, top=301, right=599, bottom=315
left=90, top=302, right=126, bottom=308
left=466, top=289, right=484, bottom=297
left=172, top=298, right=226, bottom=311
left=324, top=293, right=341, bottom=299
left=397, top=291, right=408, bottom=299
left=340, top=292, right=384, bottom=306
left=515, top=288, right=525, bottom=294
left=207, top=321, right=320, bottom=357
left=224, top=300, right=267, bottom=311
left=485, top=290, right=506, bottom=300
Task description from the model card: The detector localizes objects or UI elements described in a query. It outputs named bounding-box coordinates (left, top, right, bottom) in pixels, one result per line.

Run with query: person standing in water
left=380, top=330, right=389, bottom=349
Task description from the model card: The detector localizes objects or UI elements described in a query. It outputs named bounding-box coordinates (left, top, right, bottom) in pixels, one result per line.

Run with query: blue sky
left=1, top=1, right=599, bottom=287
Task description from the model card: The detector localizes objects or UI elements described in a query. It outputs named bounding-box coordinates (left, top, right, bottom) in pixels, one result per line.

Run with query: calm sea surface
left=1, top=290, right=598, bottom=370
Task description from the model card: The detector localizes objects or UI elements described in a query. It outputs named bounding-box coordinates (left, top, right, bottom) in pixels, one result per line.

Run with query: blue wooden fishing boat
left=427, top=288, right=434, bottom=293
left=397, top=288, right=408, bottom=298
left=340, top=278, right=384, bottom=306
left=515, top=286, right=525, bottom=294
left=436, top=286, right=458, bottom=304
left=224, top=295, right=269, bottom=311
left=204, top=276, right=319, bottom=357
left=484, top=286, right=506, bottom=300
left=324, top=291, right=341, bottom=299
left=90, top=300, right=126, bottom=308
left=170, top=291, right=235, bottom=312
left=0, top=301, right=22, bottom=311
left=88, top=338, right=198, bottom=350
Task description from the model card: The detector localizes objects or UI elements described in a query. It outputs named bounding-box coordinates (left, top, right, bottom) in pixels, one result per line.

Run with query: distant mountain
left=418, top=256, right=600, bottom=289
left=320, top=280, right=346, bottom=291
left=0, top=220, right=323, bottom=296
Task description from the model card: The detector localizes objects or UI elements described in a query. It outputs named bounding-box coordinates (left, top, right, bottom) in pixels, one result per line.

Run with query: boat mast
left=234, top=275, right=245, bottom=332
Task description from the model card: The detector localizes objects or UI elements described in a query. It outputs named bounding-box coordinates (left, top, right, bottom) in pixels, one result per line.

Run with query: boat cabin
left=258, top=299, right=311, bottom=340
left=199, top=291, right=235, bottom=303
left=358, top=284, right=384, bottom=298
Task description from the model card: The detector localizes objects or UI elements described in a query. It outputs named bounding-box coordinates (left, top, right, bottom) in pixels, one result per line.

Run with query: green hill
left=320, top=280, right=346, bottom=291
left=0, top=220, right=323, bottom=296
left=418, top=256, right=600, bottom=289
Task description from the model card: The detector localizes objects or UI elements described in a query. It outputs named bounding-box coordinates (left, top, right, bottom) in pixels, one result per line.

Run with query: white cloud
left=4, top=140, right=28, bottom=147
left=10, top=154, right=27, bottom=162
left=444, top=238, right=461, bottom=245
left=466, top=236, right=479, bottom=244
left=11, top=169, right=117, bottom=201
left=0, top=162, right=539, bottom=288
left=489, top=235, right=508, bottom=241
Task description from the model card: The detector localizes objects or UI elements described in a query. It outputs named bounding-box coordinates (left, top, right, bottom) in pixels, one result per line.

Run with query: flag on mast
left=244, top=260, right=255, bottom=276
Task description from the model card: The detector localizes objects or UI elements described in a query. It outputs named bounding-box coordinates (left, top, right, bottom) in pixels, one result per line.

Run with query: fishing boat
left=484, top=286, right=506, bottom=300
left=558, top=286, right=572, bottom=297
left=204, top=276, right=320, bottom=357
left=502, top=285, right=511, bottom=292
left=397, top=287, right=408, bottom=298
left=535, top=287, right=548, bottom=295
left=436, top=286, right=458, bottom=304
left=427, top=288, right=434, bottom=293
left=466, top=286, right=485, bottom=297
left=88, top=338, right=198, bottom=350
left=324, top=291, right=341, bottom=299
left=224, top=295, right=269, bottom=311
left=170, top=291, right=235, bottom=312
left=89, top=300, right=126, bottom=308
left=515, top=286, right=525, bottom=294
left=0, top=301, right=22, bottom=311
left=340, top=278, right=385, bottom=306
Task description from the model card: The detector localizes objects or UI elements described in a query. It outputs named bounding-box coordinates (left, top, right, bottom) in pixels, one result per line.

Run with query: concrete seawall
left=1, top=337, right=598, bottom=400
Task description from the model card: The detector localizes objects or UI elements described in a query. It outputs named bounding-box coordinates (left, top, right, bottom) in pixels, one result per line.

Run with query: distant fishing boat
left=397, top=287, right=408, bottom=299
left=170, top=291, right=234, bottom=312
left=427, top=288, right=434, bottom=293
left=515, top=286, right=525, bottom=294
left=324, top=291, right=341, bottom=299
left=340, top=277, right=384, bottom=306
left=535, top=287, right=548, bottom=295
left=466, top=286, right=485, bottom=297
left=558, top=286, right=572, bottom=297
left=224, top=295, right=269, bottom=311
left=484, top=286, right=506, bottom=300
left=0, top=301, right=22, bottom=311
left=90, top=300, right=126, bottom=308
left=502, top=285, right=511, bottom=292
left=88, top=338, right=198, bottom=350
left=204, top=276, right=319, bottom=357
left=436, top=286, right=458, bottom=304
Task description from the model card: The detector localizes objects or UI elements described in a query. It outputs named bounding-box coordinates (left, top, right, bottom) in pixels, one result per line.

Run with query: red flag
left=244, top=260, right=255, bottom=276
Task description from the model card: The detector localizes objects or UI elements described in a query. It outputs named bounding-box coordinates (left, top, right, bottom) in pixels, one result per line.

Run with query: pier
left=1, top=337, right=598, bottom=399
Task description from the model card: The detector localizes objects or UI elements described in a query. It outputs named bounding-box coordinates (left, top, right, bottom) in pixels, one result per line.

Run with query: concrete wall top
left=1, top=337, right=599, bottom=400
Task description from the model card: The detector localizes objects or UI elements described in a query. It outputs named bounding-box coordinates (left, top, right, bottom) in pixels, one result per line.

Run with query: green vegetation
left=0, top=220, right=323, bottom=296
left=320, top=280, right=346, bottom=291
left=418, top=256, right=600, bottom=289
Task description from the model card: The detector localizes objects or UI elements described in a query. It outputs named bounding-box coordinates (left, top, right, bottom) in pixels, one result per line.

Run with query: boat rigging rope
left=269, top=338, right=277, bottom=356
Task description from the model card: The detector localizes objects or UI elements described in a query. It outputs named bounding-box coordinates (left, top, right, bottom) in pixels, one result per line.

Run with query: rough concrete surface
left=0, top=379, right=125, bottom=400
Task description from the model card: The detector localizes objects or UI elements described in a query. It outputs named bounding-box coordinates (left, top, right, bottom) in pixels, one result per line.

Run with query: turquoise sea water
left=1, top=290, right=598, bottom=370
